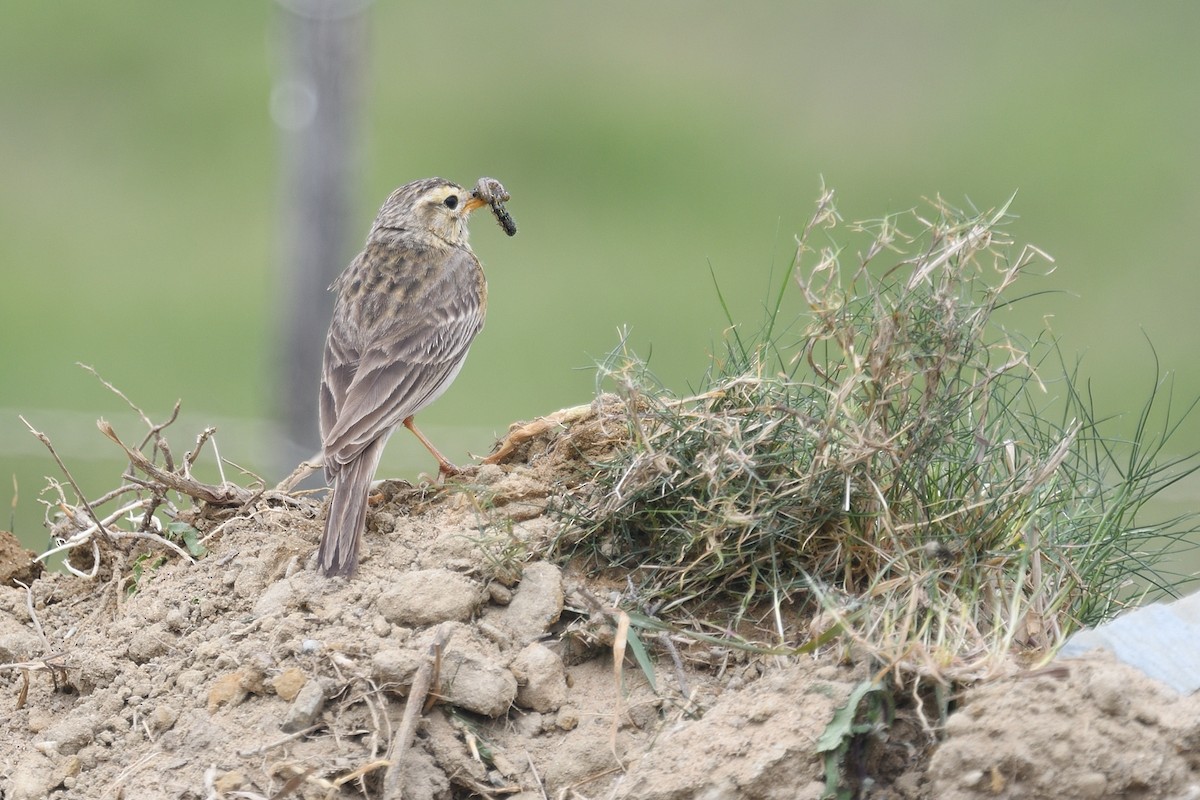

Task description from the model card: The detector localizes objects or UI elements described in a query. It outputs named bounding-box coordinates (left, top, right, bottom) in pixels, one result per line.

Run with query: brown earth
left=1, top=402, right=1197, bottom=799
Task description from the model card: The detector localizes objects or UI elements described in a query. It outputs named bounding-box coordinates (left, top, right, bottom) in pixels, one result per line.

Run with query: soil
left=1, top=399, right=1198, bottom=799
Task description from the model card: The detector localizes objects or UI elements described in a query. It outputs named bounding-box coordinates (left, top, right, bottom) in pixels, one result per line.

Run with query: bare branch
left=276, top=457, right=322, bottom=492
left=78, top=364, right=186, bottom=475
left=97, top=420, right=255, bottom=506
left=78, top=363, right=155, bottom=431
left=19, top=416, right=113, bottom=544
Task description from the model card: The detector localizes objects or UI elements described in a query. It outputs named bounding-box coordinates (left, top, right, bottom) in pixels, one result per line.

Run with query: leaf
left=127, top=553, right=167, bottom=597
left=166, top=520, right=208, bottom=557
left=624, top=622, right=657, bottom=693
left=816, top=679, right=881, bottom=753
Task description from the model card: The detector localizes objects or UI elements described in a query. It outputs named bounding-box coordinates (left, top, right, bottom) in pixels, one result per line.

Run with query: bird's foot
left=437, top=459, right=463, bottom=481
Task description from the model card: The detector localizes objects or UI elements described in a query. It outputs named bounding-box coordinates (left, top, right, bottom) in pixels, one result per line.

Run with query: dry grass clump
left=559, top=187, right=1199, bottom=680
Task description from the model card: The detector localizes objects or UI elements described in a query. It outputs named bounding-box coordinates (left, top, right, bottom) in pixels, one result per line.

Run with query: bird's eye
left=443, top=194, right=459, bottom=210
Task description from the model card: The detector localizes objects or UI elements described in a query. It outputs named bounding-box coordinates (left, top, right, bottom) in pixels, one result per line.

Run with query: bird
left=316, top=176, right=508, bottom=576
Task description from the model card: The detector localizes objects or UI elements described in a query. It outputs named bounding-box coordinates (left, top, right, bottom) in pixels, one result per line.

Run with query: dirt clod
left=0, top=530, right=42, bottom=587
left=376, top=568, right=483, bottom=626
left=928, top=651, right=1200, bottom=799
left=511, top=641, right=569, bottom=713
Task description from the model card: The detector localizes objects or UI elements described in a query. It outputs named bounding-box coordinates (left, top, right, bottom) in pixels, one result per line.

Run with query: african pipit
left=318, top=176, right=514, bottom=576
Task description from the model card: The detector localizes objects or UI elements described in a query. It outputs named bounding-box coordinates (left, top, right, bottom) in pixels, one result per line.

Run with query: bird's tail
left=318, top=438, right=385, bottom=576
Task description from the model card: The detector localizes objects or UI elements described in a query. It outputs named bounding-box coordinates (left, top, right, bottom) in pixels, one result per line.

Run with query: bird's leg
left=403, top=416, right=461, bottom=478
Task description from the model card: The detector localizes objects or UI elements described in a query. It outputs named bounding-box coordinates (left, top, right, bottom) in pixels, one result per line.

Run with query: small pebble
left=281, top=679, right=327, bottom=733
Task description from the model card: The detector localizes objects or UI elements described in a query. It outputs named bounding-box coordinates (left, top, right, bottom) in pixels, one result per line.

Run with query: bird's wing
left=319, top=250, right=368, bottom=454
left=321, top=246, right=485, bottom=472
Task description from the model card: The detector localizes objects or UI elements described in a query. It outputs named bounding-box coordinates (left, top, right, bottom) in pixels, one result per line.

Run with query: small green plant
left=558, top=187, right=1200, bottom=680
left=165, top=520, right=207, bottom=558
left=127, top=553, right=167, bottom=597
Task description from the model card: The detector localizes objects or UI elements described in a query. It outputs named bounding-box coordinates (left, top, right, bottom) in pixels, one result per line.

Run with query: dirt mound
left=928, top=653, right=1200, bottom=799
left=0, top=401, right=1197, bottom=799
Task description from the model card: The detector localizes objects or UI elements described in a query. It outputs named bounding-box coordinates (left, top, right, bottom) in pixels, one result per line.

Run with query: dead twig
left=333, top=759, right=390, bottom=789
left=26, top=374, right=288, bottom=582
left=98, top=420, right=255, bottom=505
left=14, top=580, right=50, bottom=653
left=41, top=497, right=149, bottom=558
left=183, top=426, right=217, bottom=478
left=20, top=416, right=114, bottom=544
left=658, top=631, right=690, bottom=699
left=0, top=654, right=69, bottom=710
left=0, top=655, right=69, bottom=673
left=110, top=528, right=195, bottom=565
left=38, top=496, right=195, bottom=569
left=611, top=610, right=630, bottom=765
left=382, top=624, right=454, bottom=798
left=79, top=363, right=183, bottom=467
left=276, top=457, right=323, bottom=493
left=235, top=723, right=324, bottom=757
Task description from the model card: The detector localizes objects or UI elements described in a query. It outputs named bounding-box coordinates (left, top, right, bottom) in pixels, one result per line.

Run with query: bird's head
left=370, top=177, right=492, bottom=246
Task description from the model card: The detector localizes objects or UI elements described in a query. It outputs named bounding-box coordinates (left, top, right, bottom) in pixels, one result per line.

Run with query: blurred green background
left=3, top=3, right=1199, bottom=562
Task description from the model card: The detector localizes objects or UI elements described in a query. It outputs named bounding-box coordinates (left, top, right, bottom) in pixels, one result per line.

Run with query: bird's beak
left=463, top=196, right=489, bottom=213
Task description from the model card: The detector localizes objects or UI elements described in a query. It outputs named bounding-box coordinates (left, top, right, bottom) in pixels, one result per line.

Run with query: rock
left=234, top=558, right=270, bottom=598
left=612, top=664, right=847, bottom=799
left=393, top=743, right=451, bottom=800
left=1075, top=771, right=1108, bottom=799
left=214, top=770, right=245, bottom=793
left=8, top=751, right=56, bottom=800
left=513, top=711, right=544, bottom=737
left=26, top=708, right=52, bottom=734
left=0, top=613, right=41, bottom=663
left=176, top=669, right=206, bottom=694
left=281, top=678, right=327, bottom=732
left=377, top=569, right=483, bottom=627
left=511, top=642, right=568, bottom=713
left=555, top=706, right=580, bottom=731
left=239, top=656, right=271, bottom=695
left=148, top=703, right=179, bottom=734
left=488, top=582, right=513, bottom=605
left=928, top=653, right=1194, bottom=799
left=252, top=578, right=296, bottom=618
left=41, top=715, right=97, bottom=756
left=371, top=648, right=421, bottom=685
left=488, top=562, right=563, bottom=645
left=70, top=650, right=121, bottom=696
left=440, top=648, right=517, bottom=718
left=207, top=672, right=248, bottom=712
left=60, top=755, right=81, bottom=778
left=1087, top=668, right=1130, bottom=717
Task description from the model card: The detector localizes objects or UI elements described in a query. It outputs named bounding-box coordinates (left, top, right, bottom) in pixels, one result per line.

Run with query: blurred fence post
left=271, top=0, right=369, bottom=480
